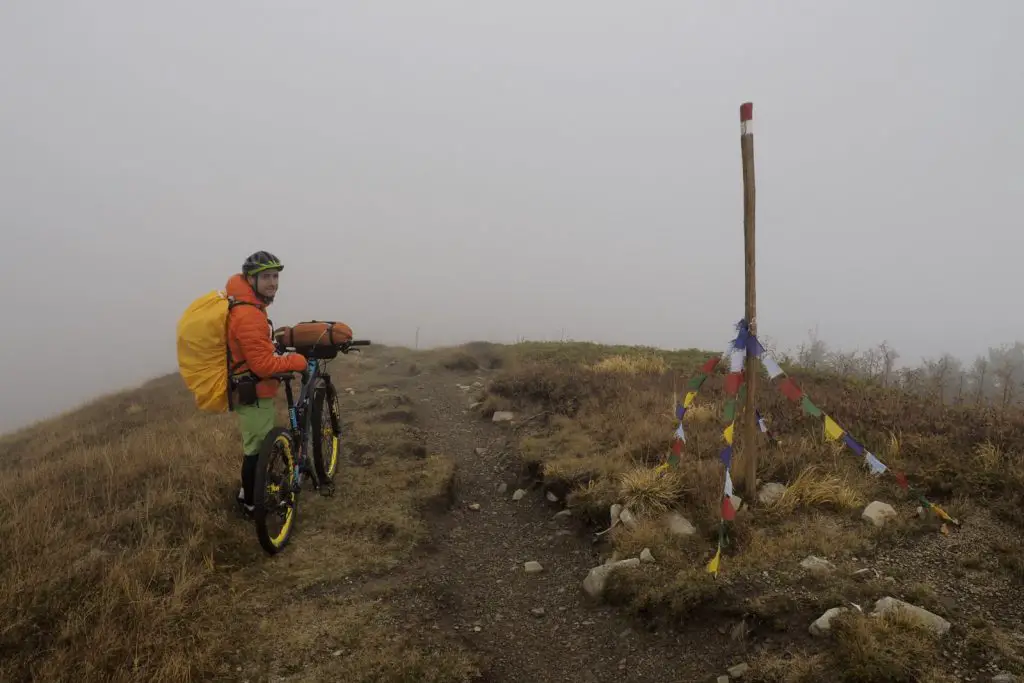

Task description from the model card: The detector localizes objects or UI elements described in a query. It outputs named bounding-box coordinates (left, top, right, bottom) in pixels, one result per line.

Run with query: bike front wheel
left=311, top=381, right=342, bottom=482
left=253, top=426, right=299, bottom=555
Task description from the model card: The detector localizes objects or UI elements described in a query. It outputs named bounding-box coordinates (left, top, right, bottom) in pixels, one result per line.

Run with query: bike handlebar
left=269, top=340, right=372, bottom=381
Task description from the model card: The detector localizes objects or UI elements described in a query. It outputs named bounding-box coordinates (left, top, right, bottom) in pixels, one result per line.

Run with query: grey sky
left=1, top=1, right=1021, bottom=433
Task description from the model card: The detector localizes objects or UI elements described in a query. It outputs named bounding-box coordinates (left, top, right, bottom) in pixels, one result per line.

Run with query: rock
left=862, top=501, right=897, bottom=527
left=872, top=597, right=950, bottom=635
left=718, top=677, right=730, bottom=683
left=729, top=494, right=744, bottom=512
left=546, top=491, right=558, bottom=502
left=530, top=607, right=546, bottom=617
left=512, top=488, right=527, bottom=501
left=553, top=509, right=572, bottom=523
left=469, top=401, right=482, bottom=410
left=640, top=548, right=656, bottom=563
left=810, top=607, right=848, bottom=637
left=496, top=482, right=508, bottom=494
left=851, top=568, right=876, bottom=581
left=758, top=482, right=787, bottom=506
left=475, top=447, right=487, bottom=456
left=582, top=558, right=641, bottom=599
left=916, top=505, right=925, bottom=519
left=468, top=503, right=481, bottom=511
left=492, top=411, right=515, bottom=423
left=992, top=674, right=1017, bottom=683
left=728, top=662, right=749, bottom=678
left=618, top=507, right=638, bottom=530
left=800, top=555, right=836, bottom=574
left=524, top=561, right=544, bottom=574
left=665, top=512, right=696, bottom=537
left=610, top=503, right=623, bottom=527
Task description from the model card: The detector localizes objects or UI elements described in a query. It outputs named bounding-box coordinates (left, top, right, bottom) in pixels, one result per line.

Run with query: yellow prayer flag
left=823, top=415, right=845, bottom=441
left=683, top=391, right=697, bottom=408
left=723, top=422, right=734, bottom=445
left=654, top=463, right=670, bottom=475
left=706, top=545, right=721, bottom=575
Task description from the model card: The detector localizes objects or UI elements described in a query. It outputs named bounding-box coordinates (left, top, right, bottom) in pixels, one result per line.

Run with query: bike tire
left=311, top=380, right=342, bottom=482
left=253, top=426, right=300, bottom=555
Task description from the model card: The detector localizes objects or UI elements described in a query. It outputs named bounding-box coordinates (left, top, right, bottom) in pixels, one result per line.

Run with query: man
left=226, top=251, right=308, bottom=515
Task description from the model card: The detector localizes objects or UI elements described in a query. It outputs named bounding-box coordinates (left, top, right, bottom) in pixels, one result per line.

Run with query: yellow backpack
left=176, top=290, right=251, bottom=413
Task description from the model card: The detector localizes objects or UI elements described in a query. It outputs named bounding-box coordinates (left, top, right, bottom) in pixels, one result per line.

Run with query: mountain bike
left=252, top=337, right=370, bottom=555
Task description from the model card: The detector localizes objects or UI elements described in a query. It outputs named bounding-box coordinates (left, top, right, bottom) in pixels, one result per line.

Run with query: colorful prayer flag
left=687, top=374, right=706, bottom=391
left=723, top=422, right=735, bottom=445
left=779, top=377, right=802, bottom=402
left=801, top=396, right=822, bottom=417
left=823, top=415, right=845, bottom=441
left=706, top=545, right=721, bottom=575
left=747, top=335, right=765, bottom=358
left=671, top=439, right=682, bottom=456
left=864, top=452, right=887, bottom=475
left=724, top=470, right=734, bottom=498
left=683, top=391, right=697, bottom=408
left=676, top=403, right=685, bottom=421
left=724, top=399, right=737, bottom=422
left=675, top=425, right=685, bottom=442
left=894, top=472, right=909, bottom=490
left=700, top=356, right=720, bottom=374
left=721, top=497, right=736, bottom=521
left=725, top=372, right=743, bottom=396
left=762, top=354, right=783, bottom=379
left=719, top=445, right=733, bottom=468
left=842, top=433, right=864, bottom=455
left=730, top=349, right=745, bottom=373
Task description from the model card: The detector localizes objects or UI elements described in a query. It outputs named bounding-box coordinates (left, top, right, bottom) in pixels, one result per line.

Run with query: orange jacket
left=225, top=273, right=307, bottom=399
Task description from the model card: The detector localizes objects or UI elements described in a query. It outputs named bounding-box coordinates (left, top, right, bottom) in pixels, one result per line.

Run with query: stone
left=618, top=507, right=638, bottom=530
left=729, top=494, right=744, bottom=512
left=640, top=548, right=656, bottom=563
left=496, top=482, right=508, bottom=494
left=610, top=503, right=623, bottom=527
left=582, top=558, right=641, bottom=599
left=492, top=411, right=515, bottom=423
left=530, top=607, right=546, bottom=617
left=475, top=447, right=488, bottom=456
left=512, top=488, right=527, bottom=501
left=810, top=607, right=848, bottom=637
left=546, top=491, right=558, bottom=502
left=757, top=482, right=788, bottom=506
left=727, top=662, right=749, bottom=678
left=871, top=597, right=950, bottom=635
left=468, top=503, right=481, bottom=511
left=862, top=501, right=898, bottom=527
left=992, top=674, right=1017, bottom=683
left=664, top=512, right=696, bottom=537
left=718, top=677, right=730, bottom=683
left=800, top=555, right=836, bottom=574
left=524, top=561, right=544, bottom=574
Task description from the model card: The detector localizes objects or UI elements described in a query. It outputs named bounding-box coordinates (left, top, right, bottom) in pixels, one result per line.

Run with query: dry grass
left=0, top=353, right=478, bottom=683
left=765, top=464, right=866, bottom=514
left=591, top=353, right=668, bottom=375
left=616, top=466, right=686, bottom=517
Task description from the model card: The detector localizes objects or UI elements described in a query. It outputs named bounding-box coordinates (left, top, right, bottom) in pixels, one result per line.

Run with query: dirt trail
left=397, top=369, right=730, bottom=683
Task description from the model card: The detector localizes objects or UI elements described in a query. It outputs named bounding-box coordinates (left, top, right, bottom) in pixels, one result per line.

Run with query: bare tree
left=878, top=341, right=899, bottom=387
left=990, top=343, right=1024, bottom=408
left=969, top=356, right=989, bottom=405
left=796, top=326, right=828, bottom=370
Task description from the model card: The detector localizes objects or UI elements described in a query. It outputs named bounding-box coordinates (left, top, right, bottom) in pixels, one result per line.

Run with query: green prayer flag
left=687, top=373, right=707, bottom=391
left=801, top=396, right=822, bottom=417
left=724, top=399, right=737, bottom=422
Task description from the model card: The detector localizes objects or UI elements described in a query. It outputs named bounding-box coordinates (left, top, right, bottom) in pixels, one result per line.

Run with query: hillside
left=2, top=341, right=1023, bottom=682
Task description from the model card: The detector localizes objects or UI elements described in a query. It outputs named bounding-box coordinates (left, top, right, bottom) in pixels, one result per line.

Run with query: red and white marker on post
left=739, top=101, right=759, bottom=500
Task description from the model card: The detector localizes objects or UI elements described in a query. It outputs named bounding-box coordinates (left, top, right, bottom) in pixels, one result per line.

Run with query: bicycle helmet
left=242, top=251, right=284, bottom=276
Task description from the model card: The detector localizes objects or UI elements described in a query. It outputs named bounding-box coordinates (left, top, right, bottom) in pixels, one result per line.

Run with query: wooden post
left=740, top=102, right=759, bottom=500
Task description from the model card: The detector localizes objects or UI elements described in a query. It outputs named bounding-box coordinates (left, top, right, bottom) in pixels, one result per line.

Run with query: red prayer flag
left=721, top=497, right=736, bottom=521
left=779, top=377, right=803, bottom=402
left=894, top=472, right=909, bottom=490
left=724, top=372, right=744, bottom=396
left=701, top=356, right=721, bottom=374
left=671, top=439, right=682, bottom=456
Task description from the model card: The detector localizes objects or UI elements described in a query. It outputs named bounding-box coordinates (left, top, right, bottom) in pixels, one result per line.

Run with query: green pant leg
left=236, top=400, right=277, bottom=454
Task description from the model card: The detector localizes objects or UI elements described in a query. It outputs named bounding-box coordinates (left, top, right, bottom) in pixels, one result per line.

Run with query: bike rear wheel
left=253, top=426, right=299, bottom=555
left=311, top=381, right=341, bottom=482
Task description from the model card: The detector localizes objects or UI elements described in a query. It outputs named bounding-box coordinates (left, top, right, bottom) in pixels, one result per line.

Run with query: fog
left=1, top=1, right=1021, bottom=433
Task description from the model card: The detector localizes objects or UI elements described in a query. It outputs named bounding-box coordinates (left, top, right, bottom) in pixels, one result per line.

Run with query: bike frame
left=280, top=357, right=326, bottom=490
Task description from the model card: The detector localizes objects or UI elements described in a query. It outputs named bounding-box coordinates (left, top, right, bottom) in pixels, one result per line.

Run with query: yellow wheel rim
left=268, top=434, right=296, bottom=547
left=322, top=422, right=338, bottom=477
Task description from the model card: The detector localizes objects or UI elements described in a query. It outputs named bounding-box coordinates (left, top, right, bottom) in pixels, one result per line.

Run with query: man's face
left=249, top=271, right=280, bottom=301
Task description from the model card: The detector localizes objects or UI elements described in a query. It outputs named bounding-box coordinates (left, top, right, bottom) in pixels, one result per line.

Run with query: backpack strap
left=225, top=298, right=262, bottom=412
